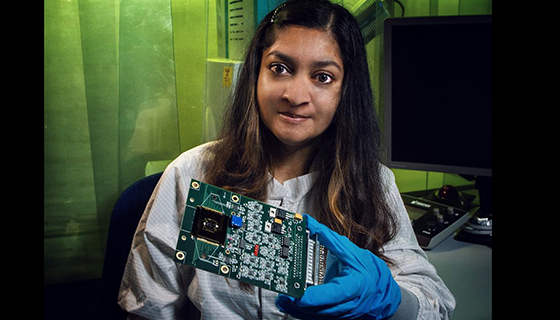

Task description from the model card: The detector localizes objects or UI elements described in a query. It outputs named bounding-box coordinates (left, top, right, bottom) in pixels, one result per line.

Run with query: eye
left=315, top=73, right=334, bottom=84
left=270, top=63, right=289, bottom=75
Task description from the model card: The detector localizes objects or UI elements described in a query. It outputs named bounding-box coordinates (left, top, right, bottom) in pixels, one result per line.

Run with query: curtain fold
left=44, top=0, right=181, bottom=285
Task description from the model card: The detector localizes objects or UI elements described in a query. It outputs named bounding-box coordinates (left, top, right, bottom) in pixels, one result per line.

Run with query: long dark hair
left=204, top=0, right=397, bottom=291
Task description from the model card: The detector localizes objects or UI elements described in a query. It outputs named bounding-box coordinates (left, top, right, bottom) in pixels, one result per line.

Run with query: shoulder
left=171, top=141, right=216, bottom=168
left=165, top=141, right=217, bottom=180
left=379, top=164, right=397, bottom=188
left=150, top=141, right=217, bottom=211
left=138, top=142, right=218, bottom=246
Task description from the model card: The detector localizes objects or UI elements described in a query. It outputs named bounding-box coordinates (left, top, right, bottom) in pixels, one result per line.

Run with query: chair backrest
left=99, top=172, right=163, bottom=319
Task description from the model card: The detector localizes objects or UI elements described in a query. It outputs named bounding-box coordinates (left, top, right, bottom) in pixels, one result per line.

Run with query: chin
left=266, top=124, right=319, bottom=148
left=276, top=135, right=316, bottom=148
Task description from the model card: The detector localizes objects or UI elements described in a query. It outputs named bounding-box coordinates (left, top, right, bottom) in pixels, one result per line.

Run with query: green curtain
left=44, top=0, right=182, bottom=285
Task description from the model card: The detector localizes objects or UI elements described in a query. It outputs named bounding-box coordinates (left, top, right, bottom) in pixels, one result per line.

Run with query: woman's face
left=257, top=26, right=344, bottom=149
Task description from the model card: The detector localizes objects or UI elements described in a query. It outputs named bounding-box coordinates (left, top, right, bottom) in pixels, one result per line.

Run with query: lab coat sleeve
left=117, top=144, right=209, bottom=319
left=381, top=167, right=456, bottom=320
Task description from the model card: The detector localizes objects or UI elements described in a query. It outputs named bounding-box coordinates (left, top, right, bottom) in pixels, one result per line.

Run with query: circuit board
left=173, top=179, right=326, bottom=298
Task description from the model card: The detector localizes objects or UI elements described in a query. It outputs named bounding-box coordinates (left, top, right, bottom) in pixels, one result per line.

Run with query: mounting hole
left=294, top=283, right=300, bottom=289
left=191, top=181, right=200, bottom=189
left=181, top=235, right=187, bottom=241
left=231, top=194, right=240, bottom=203
left=220, top=265, right=230, bottom=274
left=176, top=251, right=185, bottom=260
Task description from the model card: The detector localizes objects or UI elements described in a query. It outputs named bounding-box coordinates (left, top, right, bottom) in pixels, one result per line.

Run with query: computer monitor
left=383, top=15, right=492, bottom=178
left=383, top=15, right=492, bottom=245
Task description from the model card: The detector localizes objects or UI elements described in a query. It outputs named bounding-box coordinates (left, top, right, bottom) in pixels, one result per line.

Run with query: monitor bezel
left=383, top=15, right=492, bottom=177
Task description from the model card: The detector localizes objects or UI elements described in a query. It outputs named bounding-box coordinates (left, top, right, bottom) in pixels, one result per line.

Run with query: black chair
left=99, top=172, right=163, bottom=319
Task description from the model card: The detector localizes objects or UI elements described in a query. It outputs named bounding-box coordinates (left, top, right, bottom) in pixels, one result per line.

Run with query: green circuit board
left=173, top=179, right=326, bottom=298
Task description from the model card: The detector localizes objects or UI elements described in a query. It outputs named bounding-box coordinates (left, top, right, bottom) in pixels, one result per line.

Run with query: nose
left=281, top=75, right=311, bottom=107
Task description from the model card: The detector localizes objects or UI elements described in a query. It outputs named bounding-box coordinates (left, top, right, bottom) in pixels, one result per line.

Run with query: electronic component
left=276, top=208, right=287, bottom=220
left=230, top=215, right=243, bottom=229
left=306, top=232, right=327, bottom=287
left=174, top=179, right=327, bottom=298
left=271, top=222, right=283, bottom=235
left=191, top=206, right=228, bottom=245
left=280, top=246, right=289, bottom=259
left=401, top=193, right=470, bottom=250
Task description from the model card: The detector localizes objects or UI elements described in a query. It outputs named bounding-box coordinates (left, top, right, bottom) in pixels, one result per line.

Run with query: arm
left=118, top=147, right=207, bottom=319
left=381, top=167, right=456, bottom=319
left=275, top=167, right=455, bottom=320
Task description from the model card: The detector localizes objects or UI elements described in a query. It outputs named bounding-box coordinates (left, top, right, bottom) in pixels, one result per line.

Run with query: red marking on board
left=254, top=244, right=259, bottom=256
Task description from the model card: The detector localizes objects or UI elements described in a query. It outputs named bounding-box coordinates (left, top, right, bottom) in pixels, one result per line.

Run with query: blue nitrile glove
left=276, top=214, right=401, bottom=319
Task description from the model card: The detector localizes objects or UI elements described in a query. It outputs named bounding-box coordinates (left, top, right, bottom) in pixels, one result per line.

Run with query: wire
left=393, top=0, right=405, bottom=16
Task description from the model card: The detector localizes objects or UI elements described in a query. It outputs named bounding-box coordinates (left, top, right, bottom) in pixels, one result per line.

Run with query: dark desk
left=425, top=233, right=492, bottom=319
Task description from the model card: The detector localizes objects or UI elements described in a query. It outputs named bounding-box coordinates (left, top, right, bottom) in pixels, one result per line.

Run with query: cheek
left=256, top=80, right=278, bottom=130
left=256, top=78, right=268, bottom=116
left=316, top=93, right=341, bottom=125
left=257, top=73, right=274, bottom=109
left=256, top=72, right=265, bottom=107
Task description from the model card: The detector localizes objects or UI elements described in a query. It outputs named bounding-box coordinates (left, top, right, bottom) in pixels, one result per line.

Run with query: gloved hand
left=276, top=214, right=401, bottom=319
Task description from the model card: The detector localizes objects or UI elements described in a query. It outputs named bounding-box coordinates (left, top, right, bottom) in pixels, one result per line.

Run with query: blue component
left=230, top=215, right=243, bottom=229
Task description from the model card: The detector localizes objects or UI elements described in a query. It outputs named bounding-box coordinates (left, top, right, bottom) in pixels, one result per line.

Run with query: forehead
left=263, top=26, right=343, bottom=66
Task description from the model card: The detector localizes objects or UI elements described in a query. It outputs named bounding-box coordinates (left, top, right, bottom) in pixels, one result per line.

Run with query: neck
left=270, top=141, right=319, bottom=184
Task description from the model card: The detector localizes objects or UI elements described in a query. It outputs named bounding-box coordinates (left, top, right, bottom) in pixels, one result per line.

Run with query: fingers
left=276, top=267, right=366, bottom=317
left=298, top=267, right=365, bottom=307
left=276, top=276, right=367, bottom=319
left=304, top=214, right=363, bottom=266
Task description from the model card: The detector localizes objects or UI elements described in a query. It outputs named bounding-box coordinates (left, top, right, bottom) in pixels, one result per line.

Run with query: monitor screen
left=383, top=15, right=492, bottom=177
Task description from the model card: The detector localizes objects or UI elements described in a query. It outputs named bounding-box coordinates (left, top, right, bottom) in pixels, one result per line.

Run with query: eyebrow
left=266, top=51, right=343, bottom=73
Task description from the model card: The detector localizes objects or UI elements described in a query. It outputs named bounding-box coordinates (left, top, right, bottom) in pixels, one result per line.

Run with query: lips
left=279, top=112, right=310, bottom=123
left=280, top=112, right=309, bottom=119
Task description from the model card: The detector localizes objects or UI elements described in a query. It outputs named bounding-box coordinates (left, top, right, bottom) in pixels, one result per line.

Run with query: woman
left=118, top=0, right=456, bottom=319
